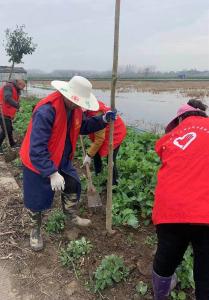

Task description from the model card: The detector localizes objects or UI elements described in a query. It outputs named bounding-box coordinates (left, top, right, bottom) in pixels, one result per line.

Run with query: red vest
left=20, top=91, right=83, bottom=174
left=152, top=116, right=209, bottom=225
left=0, top=83, right=19, bottom=118
left=86, top=101, right=126, bottom=157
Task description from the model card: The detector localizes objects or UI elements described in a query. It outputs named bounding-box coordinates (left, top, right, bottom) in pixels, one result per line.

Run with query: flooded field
left=26, top=80, right=209, bottom=131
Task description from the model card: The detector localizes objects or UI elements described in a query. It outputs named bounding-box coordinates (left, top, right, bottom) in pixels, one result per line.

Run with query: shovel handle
left=79, top=135, right=94, bottom=189
left=0, top=104, right=11, bottom=148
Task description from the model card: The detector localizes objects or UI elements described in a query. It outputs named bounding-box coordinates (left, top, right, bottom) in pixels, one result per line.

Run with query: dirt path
left=0, top=156, right=28, bottom=299
left=0, top=156, right=90, bottom=300
left=0, top=266, right=17, bottom=300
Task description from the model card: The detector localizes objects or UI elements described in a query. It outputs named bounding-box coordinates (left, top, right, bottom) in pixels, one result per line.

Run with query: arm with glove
left=81, top=109, right=117, bottom=166
left=80, top=109, right=117, bottom=135
left=83, top=128, right=106, bottom=166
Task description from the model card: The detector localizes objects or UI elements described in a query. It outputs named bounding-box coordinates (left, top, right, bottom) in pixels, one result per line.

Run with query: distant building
left=0, top=66, right=27, bottom=84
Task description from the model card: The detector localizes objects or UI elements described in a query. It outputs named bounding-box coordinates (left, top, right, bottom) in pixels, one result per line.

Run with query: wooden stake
left=106, top=0, right=121, bottom=233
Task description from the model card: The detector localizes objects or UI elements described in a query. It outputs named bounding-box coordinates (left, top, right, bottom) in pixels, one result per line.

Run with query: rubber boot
left=28, top=210, right=43, bottom=251
left=61, top=193, right=91, bottom=227
left=152, top=270, right=177, bottom=300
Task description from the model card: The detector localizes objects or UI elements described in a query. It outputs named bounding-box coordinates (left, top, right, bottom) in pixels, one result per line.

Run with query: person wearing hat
left=0, top=79, right=26, bottom=153
left=20, top=76, right=116, bottom=251
left=83, top=100, right=126, bottom=185
left=151, top=99, right=209, bottom=299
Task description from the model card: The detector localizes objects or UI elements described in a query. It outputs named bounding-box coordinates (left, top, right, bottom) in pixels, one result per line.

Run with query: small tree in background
left=4, top=24, right=37, bottom=79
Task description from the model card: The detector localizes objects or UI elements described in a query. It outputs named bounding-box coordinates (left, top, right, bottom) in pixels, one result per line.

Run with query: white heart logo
left=173, top=132, right=197, bottom=150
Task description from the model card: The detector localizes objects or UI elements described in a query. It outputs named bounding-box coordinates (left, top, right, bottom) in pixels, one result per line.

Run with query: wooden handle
left=79, top=135, right=94, bottom=188
left=106, top=0, right=121, bottom=234
left=0, top=104, right=11, bottom=148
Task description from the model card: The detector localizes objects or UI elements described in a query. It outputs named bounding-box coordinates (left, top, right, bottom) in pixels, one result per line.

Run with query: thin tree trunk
left=8, top=61, right=14, bottom=80
left=106, top=0, right=121, bottom=234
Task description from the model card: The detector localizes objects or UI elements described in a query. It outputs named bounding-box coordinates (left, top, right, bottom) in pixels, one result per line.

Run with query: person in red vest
left=83, top=100, right=126, bottom=185
left=20, top=76, right=116, bottom=252
left=152, top=99, right=209, bottom=299
left=0, top=79, right=26, bottom=153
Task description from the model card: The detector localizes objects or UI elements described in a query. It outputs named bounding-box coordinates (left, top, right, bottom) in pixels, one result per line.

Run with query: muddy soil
left=0, top=158, right=195, bottom=300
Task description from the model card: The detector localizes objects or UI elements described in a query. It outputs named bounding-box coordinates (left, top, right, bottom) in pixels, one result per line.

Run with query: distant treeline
left=27, top=67, right=209, bottom=80
left=28, top=76, right=209, bottom=81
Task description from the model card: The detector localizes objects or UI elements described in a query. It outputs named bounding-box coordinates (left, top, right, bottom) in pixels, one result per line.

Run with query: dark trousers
left=0, top=116, right=15, bottom=147
left=153, top=224, right=209, bottom=300
left=93, top=146, right=120, bottom=185
left=61, top=171, right=81, bottom=196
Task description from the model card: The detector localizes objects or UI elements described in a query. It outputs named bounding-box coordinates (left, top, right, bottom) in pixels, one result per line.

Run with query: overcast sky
left=0, top=0, right=209, bottom=72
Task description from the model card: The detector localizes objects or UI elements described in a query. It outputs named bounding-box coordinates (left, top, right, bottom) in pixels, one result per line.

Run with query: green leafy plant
left=80, top=174, right=88, bottom=191
left=170, top=246, right=194, bottom=298
left=14, top=97, right=39, bottom=137
left=108, top=129, right=159, bottom=228
left=12, top=157, right=22, bottom=167
left=59, top=237, right=92, bottom=267
left=171, top=290, right=186, bottom=300
left=176, top=246, right=194, bottom=289
left=94, top=254, right=129, bottom=292
left=45, top=210, right=66, bottom=234
left=92, top=169, right=108, bottom=193
left=136, top=281, right=148, bottom=296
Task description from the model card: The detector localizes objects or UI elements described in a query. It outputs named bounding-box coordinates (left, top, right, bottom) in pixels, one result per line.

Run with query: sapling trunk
left=106, top=0, right=121, bottom=233
left=8, top=61, right=15, bottom=80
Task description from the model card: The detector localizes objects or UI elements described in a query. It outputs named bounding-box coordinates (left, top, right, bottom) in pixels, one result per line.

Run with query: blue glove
left=103, top=109, right=117, bottom=123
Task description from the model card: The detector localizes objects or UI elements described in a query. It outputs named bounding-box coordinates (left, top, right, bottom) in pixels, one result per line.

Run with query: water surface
left=26, top=85, right=209, bottom=130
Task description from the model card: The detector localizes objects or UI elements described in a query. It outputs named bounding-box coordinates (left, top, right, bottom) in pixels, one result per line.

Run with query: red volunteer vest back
left=20, top=91, right=82, bottom=174
left=152, top=116, right=209, bottom=225
left=86, top=101, right=126, bottom=157
left=0, top=83, right=19, bottom=118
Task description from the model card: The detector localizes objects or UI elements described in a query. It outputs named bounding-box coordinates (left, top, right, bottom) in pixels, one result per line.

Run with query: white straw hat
left=51, top=76, right=99, bottom=111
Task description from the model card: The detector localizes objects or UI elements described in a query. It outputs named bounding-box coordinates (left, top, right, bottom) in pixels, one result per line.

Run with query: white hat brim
left=51, top=80, right=99, bottom=111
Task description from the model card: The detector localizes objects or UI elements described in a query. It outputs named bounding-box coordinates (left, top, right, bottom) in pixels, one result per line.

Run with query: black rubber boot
left=28, top=210, right=43, bottom=251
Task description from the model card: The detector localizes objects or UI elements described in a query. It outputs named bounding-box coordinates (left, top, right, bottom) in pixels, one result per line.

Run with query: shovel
left=0, top=105, right=17, bottom=163
left=80, top=135, right=102, bottom=208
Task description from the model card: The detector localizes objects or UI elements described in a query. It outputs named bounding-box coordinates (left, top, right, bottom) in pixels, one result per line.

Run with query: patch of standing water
left=25, top=85, right=209, bottom=132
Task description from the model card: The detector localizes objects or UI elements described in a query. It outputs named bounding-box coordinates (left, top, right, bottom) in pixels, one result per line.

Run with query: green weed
left=144, top=234, right=157, bottom=247
left=12, top=157, right=22, bottom=167
left=45, top=210, right=66, bottom=234
left=136, top=281, right=148, bottom=296
left=176, top=246, right=194, bottom=289
left=14, top=97, right=39, bottom=137
left=171, top=290, right=186, bottom=300
left=94, top=254, right=129, bottom=292
left=59, top=237, right=92, bottom=267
